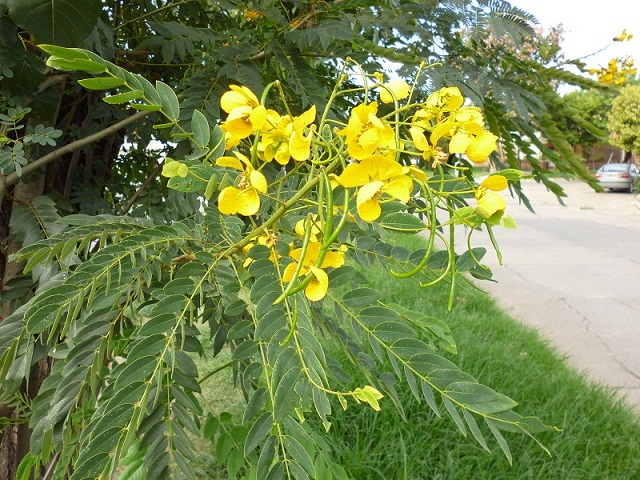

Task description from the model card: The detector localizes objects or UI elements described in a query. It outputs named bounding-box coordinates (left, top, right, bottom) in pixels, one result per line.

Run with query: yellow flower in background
left=258, top=106, right=316, bottom=164
left=282, top=242, right=345, bottom=301
left=379, top=79, right=410, bottom=104
left=475, top=175, right=508, bottom=219
left=289, top=105, right=316, bottom=160
left=295, top=215, right=323, bottom=242
left=614, top=29, right=633, bottom=42
left=242, top=232, right=282, bottom=267
left=337, top=155, right=413, bottom=222
left=216, top=152, right=267, bottom=216
left=338, top=102, right=395, bottom=160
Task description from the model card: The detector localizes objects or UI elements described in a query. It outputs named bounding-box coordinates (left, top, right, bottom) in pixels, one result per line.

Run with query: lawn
left=196, top=233, right=640, bottom=479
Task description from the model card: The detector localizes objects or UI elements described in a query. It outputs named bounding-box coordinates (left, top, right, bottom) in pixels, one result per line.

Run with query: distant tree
left=556, top=89, right=612, bottom=149
left=608, top=84, right=640, bottom=157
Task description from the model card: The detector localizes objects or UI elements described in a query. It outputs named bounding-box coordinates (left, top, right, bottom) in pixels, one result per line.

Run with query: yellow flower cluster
left=409, top=87, right=498, bottom=165
left=590, top=29, right=637, bottom=86
left=209, top=78, right=506, bottom=301
left=589, top=57, right=637, bottom=86
left=216, top=86, right=317, bottom=215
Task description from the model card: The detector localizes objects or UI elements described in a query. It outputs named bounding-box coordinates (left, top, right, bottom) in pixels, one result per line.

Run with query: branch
left=0, top=110, right=152, bottom=205
left=118, top=161, right=164, bottom=215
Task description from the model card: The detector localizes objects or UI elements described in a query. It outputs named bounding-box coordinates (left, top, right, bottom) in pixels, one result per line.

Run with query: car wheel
left=630, top=182, right=635, bottom=194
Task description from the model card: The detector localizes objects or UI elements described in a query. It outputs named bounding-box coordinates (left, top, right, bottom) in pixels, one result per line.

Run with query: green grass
left=314, top=234, right=640, bottom=479
left=195, top=233, right=640, bottom=479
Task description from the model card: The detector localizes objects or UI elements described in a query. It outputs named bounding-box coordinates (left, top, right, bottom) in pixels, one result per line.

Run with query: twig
left=118, top=161, right=164, bottom=215
left=0, top=110, right=152, bottom=205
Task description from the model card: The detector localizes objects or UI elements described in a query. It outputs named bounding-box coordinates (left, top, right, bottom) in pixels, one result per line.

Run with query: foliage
left=0, top=44, right=559, bottom=479
left=0, top=1, right=622, bottom=479
left=555, top=89, right=613, bottom=149
left=608, top=84, right=640, bottom=154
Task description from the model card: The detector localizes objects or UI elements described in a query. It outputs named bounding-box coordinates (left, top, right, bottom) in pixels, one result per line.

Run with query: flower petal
left=249, top=169, right=268, bottom=193
left=320, top=251, right=345, bottom=269
left=383, top=177, right=412, bottom=203
left=218, top=186, right=243, bottom=214
left=216, top=156, right=244, bottom=171
left=449, top=131, right=473, bottom=154
left=306, top=266, right=329, bottom=301
left=480, top=174, right=507, bottom=192
left=409, top=126, right=430, bottom=151
left=357, top=197, right=382, bottom=222
left=357, top=181, right=384, bottom=204
left=466, top=131, right=498, bottom=164
left=476, top=190, right=506, bottom=219
left=282, top=262, right=299, bottom=282
left=235, top=188, right=261, bottom=216
left=338, top=162, right=370, bottom=188
left=380, top=79, right=410, bottom=104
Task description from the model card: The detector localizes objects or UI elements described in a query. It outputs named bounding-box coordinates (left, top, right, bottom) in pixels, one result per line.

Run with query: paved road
left=469, top=179, right=640, bottom=411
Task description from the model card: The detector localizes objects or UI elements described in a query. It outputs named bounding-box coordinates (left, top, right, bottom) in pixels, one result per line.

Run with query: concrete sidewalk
left=468, top=179, right=640, bottom=412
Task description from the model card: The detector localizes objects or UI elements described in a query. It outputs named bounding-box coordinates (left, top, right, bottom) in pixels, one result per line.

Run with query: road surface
left=469, top=178, right=640, bottom=411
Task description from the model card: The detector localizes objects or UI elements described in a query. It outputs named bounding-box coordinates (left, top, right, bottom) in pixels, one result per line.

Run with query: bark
left=0, top=173, right=46, bottom=479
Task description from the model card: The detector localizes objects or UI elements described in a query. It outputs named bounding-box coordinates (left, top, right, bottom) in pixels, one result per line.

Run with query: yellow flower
left=282, top=242, right=345, bottom=301
left=337, top=155, right=413, bottom=222
left=475, top=175, right=508, bottom=219
left=429, top=107, right=496, bottom=164
left=221, top=85, right=260, bottom=113
left=223, top=104, right=267, bottom=140
left=242, top=232, right=282, bottom=267
left=295, top=215, right=323, bottom=242
left=258, top=106, right=316, bottom=164
left=216, top=152, right=267, bottom=216
left=379, top=79, right=410, bottom=104
left=220, top=85, right=267, bottom=140
left=338, top=103, right=395, bottom=160
left=413, top=87, right=465, bottom=125
left=466, top=131, right=498, bottom=163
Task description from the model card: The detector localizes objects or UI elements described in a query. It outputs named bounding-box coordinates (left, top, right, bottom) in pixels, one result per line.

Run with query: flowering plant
left=167, top=64, right=520, bottom=305
left=2, top=46, right=551, bottom=480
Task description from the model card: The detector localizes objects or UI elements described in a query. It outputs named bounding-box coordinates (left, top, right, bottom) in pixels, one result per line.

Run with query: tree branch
left=0, top=110, right=152, bottom=205
left=118, top=161, right=164, bottom=215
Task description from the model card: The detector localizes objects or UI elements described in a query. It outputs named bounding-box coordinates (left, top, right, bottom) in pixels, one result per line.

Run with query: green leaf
left=203, top=414, right=220, bottom=440
left=341, top=288, right=380, bottom=308
left=487, top=419, right=513, bottom=464
left=462, top=409, right=490, bottom=452
left=378, top=212, right=426, bottom=233
left=273, top=367, right=300, bottom=421
left=442, top=396, right=466, bottom=436
left=244, top=412, right=273, bottom=455
left=78, top=76, right=126, bottom=90
left=8, top=0, right=101, bottom=46
left=191, top=109, right=210, bottom=148
left=103, top=89, right=145, bottom=105
left=156, top=81, right=180, bottom=121
left=284, top=435, right=315, bottom=477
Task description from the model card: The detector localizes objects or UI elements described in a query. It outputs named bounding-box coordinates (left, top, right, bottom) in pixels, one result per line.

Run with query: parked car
left=595, top=163, right=639, bottom=192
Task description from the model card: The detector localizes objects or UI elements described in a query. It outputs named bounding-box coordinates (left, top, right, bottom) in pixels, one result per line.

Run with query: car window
left=600, top=164, right=629, bottom=172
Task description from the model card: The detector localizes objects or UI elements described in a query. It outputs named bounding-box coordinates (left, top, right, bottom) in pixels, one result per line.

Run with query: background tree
left=608, top=84, right=640, bottom=157
left=554, top=88, right=613, bottom=164
left=0, top=1, right=614, bottom=478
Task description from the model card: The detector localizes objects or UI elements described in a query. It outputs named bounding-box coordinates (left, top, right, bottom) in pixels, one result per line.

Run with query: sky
left=509, top=1, right=639, bottom=72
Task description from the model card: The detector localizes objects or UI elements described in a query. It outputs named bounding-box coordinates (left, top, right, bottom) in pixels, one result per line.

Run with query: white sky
left=509, top=1, right=639, bottom=71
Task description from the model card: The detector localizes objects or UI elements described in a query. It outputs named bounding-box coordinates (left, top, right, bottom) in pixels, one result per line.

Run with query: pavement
left=467, top=178, right=640, bottom=412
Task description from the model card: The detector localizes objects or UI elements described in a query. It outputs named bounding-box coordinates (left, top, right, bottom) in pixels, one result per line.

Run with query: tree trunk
left=0, top=172, right=47, bottom=478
